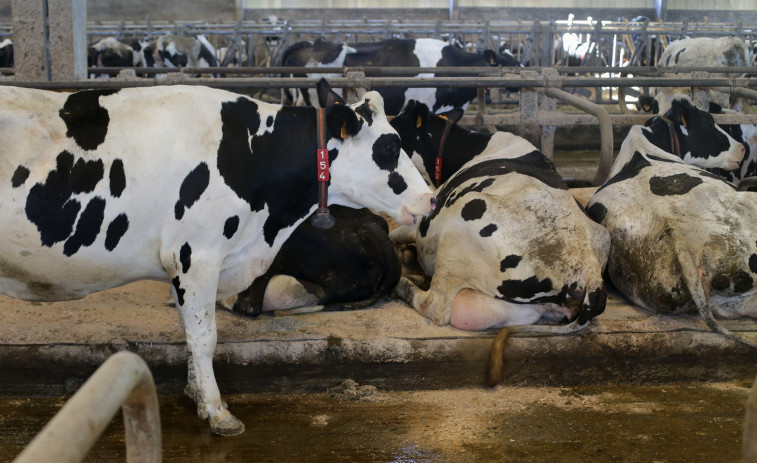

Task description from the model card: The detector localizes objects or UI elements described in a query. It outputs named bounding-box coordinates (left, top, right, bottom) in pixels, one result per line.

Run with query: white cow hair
left=652, top=36, right=752, bottom=113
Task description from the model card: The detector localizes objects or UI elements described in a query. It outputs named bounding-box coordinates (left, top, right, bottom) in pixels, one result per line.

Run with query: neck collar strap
left=434, top=117, right=455, bottom=187
left=311, top=108, right=335, bottom=229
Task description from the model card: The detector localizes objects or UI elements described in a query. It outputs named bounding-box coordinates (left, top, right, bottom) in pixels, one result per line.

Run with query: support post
left=11, top=0, right=86, bottom=81
left=519, top=70, right=541, bottom=147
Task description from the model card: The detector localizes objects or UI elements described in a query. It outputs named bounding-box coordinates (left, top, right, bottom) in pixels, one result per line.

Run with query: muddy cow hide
left=587, top=99, right=756, bottom=346
left=636, top=36, right=752, bottom=114
left=390, top=104, right=610, bottom=384
left=0, top=79, right=434, bottom=436
left=232, top=205, right=401, bottom=316
left=282, top=37, right=522, bottom=115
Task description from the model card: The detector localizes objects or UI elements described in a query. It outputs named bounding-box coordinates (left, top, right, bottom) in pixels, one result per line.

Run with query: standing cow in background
left=636, top=36, right=752, bottom=114
left=153, top=34, right=219, bottom=69
left=587, top=97, right=756, bottom=346
left=282, top=37, right=522, bottom=115
left=0, top=79, right=435, bottom=436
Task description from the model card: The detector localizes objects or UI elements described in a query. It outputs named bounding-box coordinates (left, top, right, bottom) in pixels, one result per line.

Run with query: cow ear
left=316, top=78, right=347, bottom=107
left=637, top=95, right=655, bottom=113
left=326, top=104, right=360, bottom=140
left=482, top=49, right=498, bottom=66
left=708, top=101, right=724, bottom=114
left=406, top=99, right=430, bottom=128
left=668, top=99, right=690, bottom=127
left=437, top=108, right=464, bottom=125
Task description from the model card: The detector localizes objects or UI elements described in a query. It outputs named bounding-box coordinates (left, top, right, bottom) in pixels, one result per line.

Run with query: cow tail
left=485, top=327, right=513, bottom=387
left=677, top=246, right=757, bottom=349
left=485, top=318, right=590, bottom=387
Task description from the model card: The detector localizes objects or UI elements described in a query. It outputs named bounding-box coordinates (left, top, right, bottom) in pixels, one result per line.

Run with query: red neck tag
left=317, top=149, right=330, bottom=181
left=434, top=157, right=443, bottom=184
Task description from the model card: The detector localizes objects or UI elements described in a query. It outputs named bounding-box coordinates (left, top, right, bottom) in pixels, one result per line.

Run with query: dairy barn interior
left=1, top=0, right=757, bottom=461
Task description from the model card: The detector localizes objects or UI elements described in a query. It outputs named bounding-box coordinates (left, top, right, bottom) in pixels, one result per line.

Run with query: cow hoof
left=210, top=413, right=245, bottom=436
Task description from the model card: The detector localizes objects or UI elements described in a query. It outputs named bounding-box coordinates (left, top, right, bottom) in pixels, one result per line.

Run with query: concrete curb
left=1, top=281, right=756, bottom=394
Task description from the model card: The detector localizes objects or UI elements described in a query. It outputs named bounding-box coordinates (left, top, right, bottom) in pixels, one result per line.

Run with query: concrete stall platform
left=0, top=281, right=755, bottom=396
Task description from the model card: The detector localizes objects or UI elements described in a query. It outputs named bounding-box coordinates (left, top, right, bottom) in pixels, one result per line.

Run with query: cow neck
left=311, top=107, right=335, bottom=229
left=434, top=117, right=455, bottom=187
left=653, top=116, right=682, bottom=159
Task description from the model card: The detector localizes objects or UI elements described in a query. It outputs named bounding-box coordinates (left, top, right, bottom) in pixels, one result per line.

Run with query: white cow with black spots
left=389, top=103, right=610, bottom=385
left=0, top=79, right=435, bottom=435
left=587, top=97, right=756, bottom=346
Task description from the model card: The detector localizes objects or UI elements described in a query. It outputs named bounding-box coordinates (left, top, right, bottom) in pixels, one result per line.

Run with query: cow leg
left=233, top=274, right=271, bottom=316
left=261, top=275, right=324, bottom=311
left=394, top=276, right=456, bottom=325
left=449, top=289, right=543, bottom=330
left=170, top=263, right=245, bottom=436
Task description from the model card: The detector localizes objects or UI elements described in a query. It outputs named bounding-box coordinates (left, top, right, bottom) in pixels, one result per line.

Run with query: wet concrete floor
left=1, top=379, right=752, bottom=462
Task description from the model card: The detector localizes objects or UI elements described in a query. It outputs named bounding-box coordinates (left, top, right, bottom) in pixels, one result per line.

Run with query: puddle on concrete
left=0, top=380, right=752, bottom=463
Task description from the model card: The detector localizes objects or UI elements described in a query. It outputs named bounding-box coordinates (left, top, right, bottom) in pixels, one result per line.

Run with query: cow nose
left=430, top=197, right=437, bottom=211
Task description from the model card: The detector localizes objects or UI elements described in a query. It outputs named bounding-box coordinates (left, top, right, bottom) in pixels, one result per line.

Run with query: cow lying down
left=587, top=98, right=756, bottom=346
left=231, top=205, right=401, bottom=316
left=389, top=102, right=610, bottom=386
left=0, top=80, right=435, bottom=435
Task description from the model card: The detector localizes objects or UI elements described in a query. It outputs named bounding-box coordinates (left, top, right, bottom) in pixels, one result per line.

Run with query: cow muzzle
left=398, top=195, right=436, bottom=226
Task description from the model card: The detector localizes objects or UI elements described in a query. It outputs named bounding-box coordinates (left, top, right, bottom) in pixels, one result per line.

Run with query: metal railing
left=12, top=351, right=162, bottom=463
left=4, top=69, right=757, bottom=185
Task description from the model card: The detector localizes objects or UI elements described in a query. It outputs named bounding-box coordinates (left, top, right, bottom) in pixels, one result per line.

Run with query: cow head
left=390, top=100, right=464, bottom=182
left=482, top=49, right=522, bottom=68
left=316, top=80, right=436, bottom=225
left=642, top=97, right=745, bottom=170
left=636, top=95, right=659, bottom=113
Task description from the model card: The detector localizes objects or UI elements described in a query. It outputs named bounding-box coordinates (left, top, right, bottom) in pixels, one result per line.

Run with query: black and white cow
left=636, top=98, right=746, bottom=171
left=390, top=99, right=505, bottom=186
left=282, top=37, right=522, bottom=115
left=232, top=205, right=401, bottom=316
left=587, top=98, right=755, bottom=345
left=0, top=79, right=435, bottom=435
left=87, top=37, right=156, bottom=74
left=636, top=36, right=752, bottom=114
left=153, top=34, right=219, bottom=69
left=280, top=38, right=357, bottom=105
left=88, top=37, right=143, bottom=68
left=706, top=102, right=757, bottom=185
left=0, top=38, right=13, bottom=68
left=389, top=101, right=610, bottom=385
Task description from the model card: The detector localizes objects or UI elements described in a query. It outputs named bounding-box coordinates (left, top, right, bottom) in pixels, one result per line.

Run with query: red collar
left=433, top=117, right=455, bottom=187
left=311, top=108, right=335, bottom=229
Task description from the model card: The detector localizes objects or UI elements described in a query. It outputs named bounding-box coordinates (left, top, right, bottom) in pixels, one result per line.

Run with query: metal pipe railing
left=5, top=75, right=757, bottom=90
left=12, top=352, right=161, bottom=463
left=544, top=86, right=614, bottom=185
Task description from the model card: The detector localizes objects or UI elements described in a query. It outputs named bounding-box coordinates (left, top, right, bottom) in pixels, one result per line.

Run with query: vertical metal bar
left=544, top=86, right=614, bottom=186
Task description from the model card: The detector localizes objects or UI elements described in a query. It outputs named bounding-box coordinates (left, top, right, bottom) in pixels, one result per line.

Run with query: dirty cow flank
left=587, top=97, right=756, bottom=345
left=389, top=101, right=610, bottom=385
